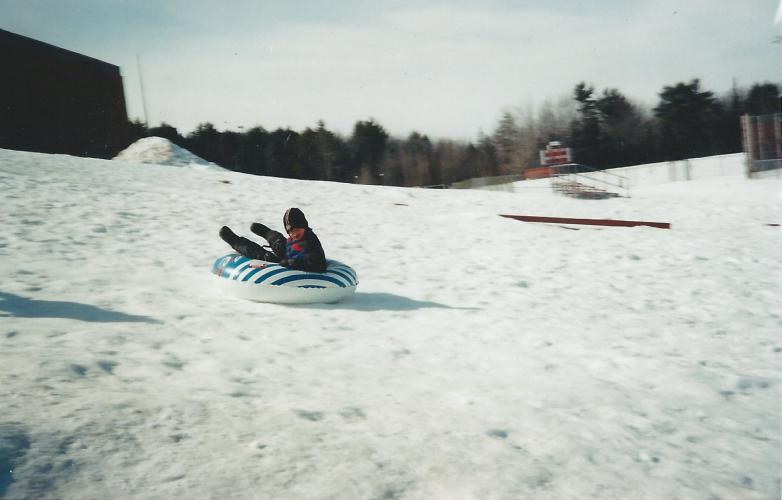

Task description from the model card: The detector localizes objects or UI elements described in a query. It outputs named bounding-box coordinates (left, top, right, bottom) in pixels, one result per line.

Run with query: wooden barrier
left=500, top=214, right=670, bottom=229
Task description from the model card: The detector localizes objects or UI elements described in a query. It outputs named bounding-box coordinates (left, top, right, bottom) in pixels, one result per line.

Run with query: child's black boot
left=250, top=223, right=270, bottom=239
left=219, top=226, right=239, bottom=246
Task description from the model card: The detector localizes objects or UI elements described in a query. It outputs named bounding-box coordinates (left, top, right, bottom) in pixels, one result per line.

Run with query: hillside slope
left=1, top=148, right=779, bottom=499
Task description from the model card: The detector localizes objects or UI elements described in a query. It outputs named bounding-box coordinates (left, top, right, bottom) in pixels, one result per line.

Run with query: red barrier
left=523, top=166, right=554, bottom=180
left=500, top=214, right=671, bottom=229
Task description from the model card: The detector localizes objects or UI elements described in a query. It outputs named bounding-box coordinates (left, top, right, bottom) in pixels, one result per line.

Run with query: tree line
left=492, top=80, right=778, bottom=173
left=126, top=80, right=778, bottom=186
left=127, top=118, right=498, bottom=187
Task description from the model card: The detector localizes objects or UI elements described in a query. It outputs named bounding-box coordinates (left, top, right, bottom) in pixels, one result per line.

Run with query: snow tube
left=211, top=253, right=358, bottom=304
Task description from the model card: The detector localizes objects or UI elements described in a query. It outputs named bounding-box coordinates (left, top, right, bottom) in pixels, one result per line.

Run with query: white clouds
left=123, top=2, right=780, bottom=139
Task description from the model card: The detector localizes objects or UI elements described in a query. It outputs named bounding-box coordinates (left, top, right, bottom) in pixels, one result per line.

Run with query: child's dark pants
left=231, top=229, right=287, bottom=263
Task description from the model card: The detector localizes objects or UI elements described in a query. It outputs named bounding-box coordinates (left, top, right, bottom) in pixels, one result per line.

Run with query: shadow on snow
left=0, top=291, right=161, bottom=323
left=0, top=423, right=30, bottom=497
left=300, top=292, right=480, bottom=312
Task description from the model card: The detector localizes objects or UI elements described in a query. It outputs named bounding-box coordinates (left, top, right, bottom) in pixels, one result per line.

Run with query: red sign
left=539, top=142, right=572, bottom=166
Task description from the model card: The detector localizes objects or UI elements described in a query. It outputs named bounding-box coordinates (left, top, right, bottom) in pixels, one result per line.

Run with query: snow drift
left=113, top=136, right=225, bottom=171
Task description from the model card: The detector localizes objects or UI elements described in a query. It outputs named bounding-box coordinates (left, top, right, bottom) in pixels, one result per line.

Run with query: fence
left=612, top=154, right=746, bottom=186
left=449, top=174, right=523, bottom=191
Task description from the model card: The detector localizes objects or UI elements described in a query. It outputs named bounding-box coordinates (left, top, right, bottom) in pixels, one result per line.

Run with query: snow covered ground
left=0, top=147, right=780, bottom=499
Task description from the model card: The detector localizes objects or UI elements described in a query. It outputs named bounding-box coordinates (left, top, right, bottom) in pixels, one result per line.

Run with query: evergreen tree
left=267, top=128, right=300, bottom=178
left=219, top=130, right=242, bottom=170
left=491, top=110, right=521, bottom=173
left=715, top=82, right=746, bottom=154
left=653, top=79, right=721, bottom=160
left=349, top=119, right=389, bottom=184
left=186, top=122, right=222, bottom=165
left=401, top=132, right=434, bottom=186
left=310, top=121, right=348, bottom=182
left=237, top=126, right=269, bottom=175
left=378, top=138, right=403, bottom=186
left=745, top=82, right=780, bottom=115
left=461, top=143, right=482, bottom=180
left=297, top=128, right=322, bottom=180
left=126, top=119, right=149, bottom=145
left=148, top=123, right=185, bottom=147
left=434, top=140, right=465, bottom=184
left=476, top=134, right=500, bottom=177
left=595, top=88, right=645, bottom=167
left=570, top=82, right=602, bottom=166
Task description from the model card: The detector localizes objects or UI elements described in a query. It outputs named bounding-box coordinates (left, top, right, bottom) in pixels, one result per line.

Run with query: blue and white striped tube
left=211, top=253, right=358, bottom=304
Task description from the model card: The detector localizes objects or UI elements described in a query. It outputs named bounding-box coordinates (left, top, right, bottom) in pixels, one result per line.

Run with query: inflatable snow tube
left=211, top=253, right=358, bottom=304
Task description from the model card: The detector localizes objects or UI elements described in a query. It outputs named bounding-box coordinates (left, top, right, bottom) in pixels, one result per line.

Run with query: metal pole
left=740, top=114, right=753, bottom=178
left=136, top=54, right=149, bottom=126
left=777, top=113, right=782, bottom=177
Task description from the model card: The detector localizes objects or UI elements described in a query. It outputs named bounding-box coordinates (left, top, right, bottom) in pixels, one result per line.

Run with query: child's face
left=287, top=227, right=305, bottom=239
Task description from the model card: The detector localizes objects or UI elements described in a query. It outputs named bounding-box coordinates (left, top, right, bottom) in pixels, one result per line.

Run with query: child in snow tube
left=219, top=207, right=327, bottom=273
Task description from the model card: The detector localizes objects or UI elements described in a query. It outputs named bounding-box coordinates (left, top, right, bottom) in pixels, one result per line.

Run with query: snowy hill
left=0, top=147, right=780, bottom=499
left=113, top=136, right=226, bottom=171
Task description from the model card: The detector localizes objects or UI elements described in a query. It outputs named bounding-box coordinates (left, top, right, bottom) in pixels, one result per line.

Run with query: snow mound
left=113, top=136, right=226, bottom=171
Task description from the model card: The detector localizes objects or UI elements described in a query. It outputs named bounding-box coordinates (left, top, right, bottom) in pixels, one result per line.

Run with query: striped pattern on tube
left=212, top=253, right=358, bottom=289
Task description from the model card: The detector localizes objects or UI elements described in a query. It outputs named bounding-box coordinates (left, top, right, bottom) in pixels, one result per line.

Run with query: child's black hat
left=283, top=207, right=308, bottom=232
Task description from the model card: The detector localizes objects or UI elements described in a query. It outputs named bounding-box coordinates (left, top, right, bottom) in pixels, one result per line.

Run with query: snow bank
left=113, top=136, right=226, bottom=171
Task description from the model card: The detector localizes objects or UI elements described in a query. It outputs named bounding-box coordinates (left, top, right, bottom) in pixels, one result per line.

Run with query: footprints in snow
left=68, top=360, right=120, bottom=377
left=718, top=376, right=774, bottom=400
left=96, top=361, right=118, bottom=374
left=0, top=424, right=78, bottom=497
left=487, top=429, right=509, bottom=439
left=339, top=407, right=367, bottom=421
left=294, top=410, right=324, bottom=422
left=68, top=364, right=88, bottom=377
left=161, top=354, right=186, bottom=371
left=292, top=406, right=367, bottom=423
left=64, top=350, right=186, bottom=379
left=391, top=348, right=411, bottom=360
left=0, top=423, right=30, bottom=496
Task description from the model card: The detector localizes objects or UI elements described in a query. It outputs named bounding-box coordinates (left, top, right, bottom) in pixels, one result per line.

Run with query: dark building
left=0, top=29, right=129, bottom=158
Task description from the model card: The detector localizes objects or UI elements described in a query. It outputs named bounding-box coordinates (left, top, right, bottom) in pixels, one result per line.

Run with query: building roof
left=0, top=28, right=120, bottom=72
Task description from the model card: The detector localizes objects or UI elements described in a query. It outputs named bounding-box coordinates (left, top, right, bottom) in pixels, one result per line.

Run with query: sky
left=1, top=143, right=780, bottom=498
left=2, top=0, right=781, bottom=139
